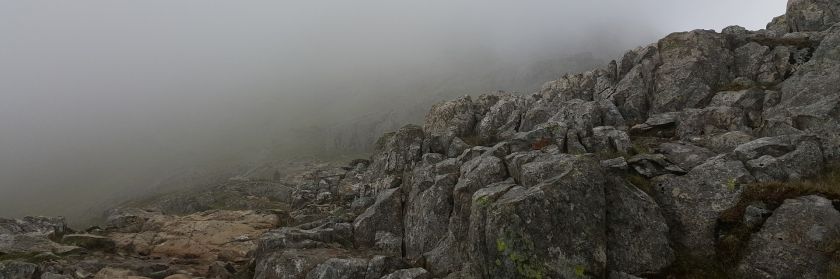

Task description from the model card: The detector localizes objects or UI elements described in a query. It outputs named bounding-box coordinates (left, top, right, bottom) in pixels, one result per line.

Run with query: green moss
left=495, top=231, right=544, bottom=279
left=574, top=265, right=586, bottom=277
left=496, top=238, right=507, bottom=252
left=477, top=196, right=491, bottom=207
left=726, top=177, right=738, bottom=192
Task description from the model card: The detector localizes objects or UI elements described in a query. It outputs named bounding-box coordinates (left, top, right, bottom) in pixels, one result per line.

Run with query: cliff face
left=3, top=1, right=840, bottom=278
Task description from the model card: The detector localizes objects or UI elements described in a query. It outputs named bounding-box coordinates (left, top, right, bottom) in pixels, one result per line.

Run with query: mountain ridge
left=2, top=0, right=840, bottom=278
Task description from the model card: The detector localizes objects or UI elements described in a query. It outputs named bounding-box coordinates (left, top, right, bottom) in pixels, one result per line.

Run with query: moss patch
left=494, top=230, right=545, bottom=279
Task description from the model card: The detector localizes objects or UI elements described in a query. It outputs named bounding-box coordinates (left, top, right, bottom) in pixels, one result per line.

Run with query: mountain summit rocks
left=3, top=0, right=840, bottom=278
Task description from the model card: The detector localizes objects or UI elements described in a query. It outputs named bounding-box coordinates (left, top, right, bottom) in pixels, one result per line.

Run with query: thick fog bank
left=0, top=1, right=786, bottom=225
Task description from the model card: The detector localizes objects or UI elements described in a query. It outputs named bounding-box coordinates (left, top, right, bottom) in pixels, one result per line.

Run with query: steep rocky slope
left=3, top=0, right=840, bottom=278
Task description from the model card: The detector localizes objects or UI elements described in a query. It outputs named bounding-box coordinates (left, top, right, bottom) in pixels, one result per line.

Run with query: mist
left=0, top=1, right=787, bottom=225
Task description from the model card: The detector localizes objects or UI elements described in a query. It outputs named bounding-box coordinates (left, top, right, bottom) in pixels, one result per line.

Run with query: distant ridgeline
left=272, top=52, right=607, bottom=157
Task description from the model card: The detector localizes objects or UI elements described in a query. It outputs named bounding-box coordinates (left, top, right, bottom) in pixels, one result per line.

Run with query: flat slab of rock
left=109, top=210, right=280, bottom=263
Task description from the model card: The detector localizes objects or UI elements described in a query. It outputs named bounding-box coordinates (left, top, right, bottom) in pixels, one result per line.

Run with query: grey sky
left=0, top=1, right=787, bottom=224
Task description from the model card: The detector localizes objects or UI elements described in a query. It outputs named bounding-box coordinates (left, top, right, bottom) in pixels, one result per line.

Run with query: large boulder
left=403, top=157, right=460, bottom=259
left=708, top=88, right=767, bottom=127
left=467, top=182, right=518, bottom=278
left=653, top=30, right=734, bottom=114
left=470, top=155, right=608, bottom=278
left=586, top=126, right=632, bottom=155
left=0, top=216, right=68, bottom=238
left=629, top=112, right=679, bottom=138
left=105, top=208, right=154, bottom=233
left=605, top=180, right=675, bottom=276
left=254, top=220, right=356, bottom=279
left=476, top=95, right=530, bottom=143
left=511, top=153, right=583, bottom=187
left=548, top=99, right=626, bottom=135
left=733, top=135, right=824, bottom=182
left=257, top=222, right=353, bottom=251
left=305, top=258, right=368, bottom=279
left=539, top=68, right=615, bottom=103
left=733, top=43, right=795, bottom=84
left=365, top=125, right=424, bottom=186
left=353, top=188, right=404, bottom=253
left=675, top=106, right=752, bottom=140
left=763, top=24, right=840, bottom=161
left=655, top=142, right=716, bottom=171
left=423, top=96, right=476, bottom=153
left=737, top=195, right=840, bottom=278
left=61, top=234, right=115, bottom=252
left=0, top=234, right=67, bottom=255
left=786, top=0, right=840, bottom=32
left=364, top=256, right=411, bottom=279
left=254, top=248, right=351, bottom=279
left=423, top=150, right=509, bottom=276
left=0, top=260, right=38, bottom=279
left=651, top=156, right=755, bottom=257
left=519, top=98, right=560, bottom=133
left=610, top=44, right=660, bottom=125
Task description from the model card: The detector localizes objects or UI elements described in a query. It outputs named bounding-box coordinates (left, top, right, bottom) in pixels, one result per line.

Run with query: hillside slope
left=2, top=0, right=840, bottom=278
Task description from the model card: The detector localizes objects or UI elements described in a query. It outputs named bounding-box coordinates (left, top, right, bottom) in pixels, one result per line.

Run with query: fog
left=0, top=1, right=786, bottom=225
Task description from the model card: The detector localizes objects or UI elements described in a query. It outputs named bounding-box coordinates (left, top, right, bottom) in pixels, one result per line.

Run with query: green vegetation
left=735, top=163, right=840, bottom=214
left=477, top=196, right=492, bottom=207
left=573, top=265, right=586, bottom=277
left=726, top=177, right=738, bottom=192
left=494, top=230, right=545, bottom=279
left=496, top=238, right=507, bottom=252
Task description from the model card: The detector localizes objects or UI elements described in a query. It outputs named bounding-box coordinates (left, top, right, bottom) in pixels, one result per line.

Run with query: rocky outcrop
left=653, top=30, right=734, bottom=114
left=247, top=2, right=840, bottom=277
left=0, top=261, right=38, bottom=279
left=352, top=188, right=404, bottom=252
left=763, top=23, right=840, bottom=161
left=652, top=156, right=756, bottom=257
left=785, top=0, right=840, bottom=32
left=605, top=179, right=674, bottom=275
left=737, top=195, right=840, bottom=278
left=472, top=155, right=608, bottom=278
left=6, top=1, right=840, bottom=278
